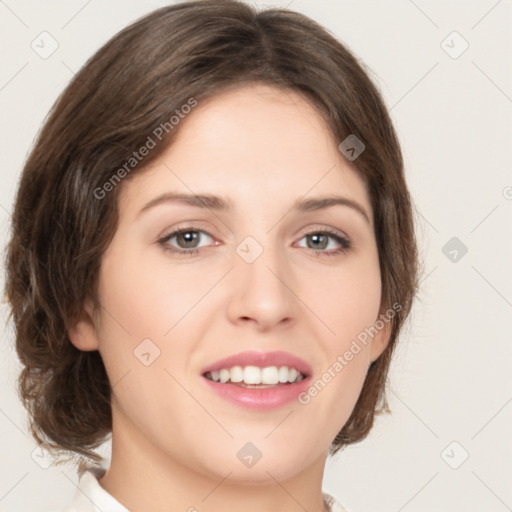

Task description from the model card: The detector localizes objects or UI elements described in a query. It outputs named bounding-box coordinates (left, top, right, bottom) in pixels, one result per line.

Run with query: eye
left=158, top=228, right=216, bottom=256
left=158, top=227, right=351, bottom=258
left=295, top=229, right=351, bottom=257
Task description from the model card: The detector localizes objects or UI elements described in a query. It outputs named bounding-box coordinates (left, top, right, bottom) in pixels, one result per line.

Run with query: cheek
left=305, top=247, right=382, bottom=345
left=297, top=250, right=381, bottom=425
left=93, top=240, right=221, bottom=395
left=93, top=248, right=203, bottom=434
left=97, top=243, right=212, bottom=342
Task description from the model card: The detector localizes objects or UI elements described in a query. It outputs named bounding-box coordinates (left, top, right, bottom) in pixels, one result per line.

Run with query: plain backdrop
left=1, top=1, right=511, bottom=511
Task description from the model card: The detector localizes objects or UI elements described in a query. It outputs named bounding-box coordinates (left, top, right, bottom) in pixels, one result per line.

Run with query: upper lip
left=201, top=350, right=312, bottom=377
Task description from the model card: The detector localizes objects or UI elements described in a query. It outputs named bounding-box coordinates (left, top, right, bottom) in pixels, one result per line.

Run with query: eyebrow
left=137, top=192, right=371, bottom=224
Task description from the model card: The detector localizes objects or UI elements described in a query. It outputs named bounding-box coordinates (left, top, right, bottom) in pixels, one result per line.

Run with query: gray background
left=1, top=1, right=511, bottom=511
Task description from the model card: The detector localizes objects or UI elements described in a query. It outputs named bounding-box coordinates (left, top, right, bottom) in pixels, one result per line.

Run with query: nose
left=226, top=240, right=298, bottom=332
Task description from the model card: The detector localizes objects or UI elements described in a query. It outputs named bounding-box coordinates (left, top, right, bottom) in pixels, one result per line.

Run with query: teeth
left=219, top=369, right=230, bottom=383
left=206, top=365, right=305, bottom=385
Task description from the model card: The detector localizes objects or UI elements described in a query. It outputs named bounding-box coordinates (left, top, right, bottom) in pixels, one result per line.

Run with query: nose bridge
left=227, top=230, right=297, bottom=328
left=237, top=232, right=289, bottom=297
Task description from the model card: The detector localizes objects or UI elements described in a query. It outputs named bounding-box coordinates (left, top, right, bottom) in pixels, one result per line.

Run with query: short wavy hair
left=4, top=0, right=419, bottom=470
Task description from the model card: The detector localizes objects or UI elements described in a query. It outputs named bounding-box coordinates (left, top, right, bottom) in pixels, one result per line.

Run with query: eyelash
left=157, top=227, right=352, bottom=258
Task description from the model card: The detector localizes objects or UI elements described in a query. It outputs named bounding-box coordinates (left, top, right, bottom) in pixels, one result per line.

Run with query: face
left=71, top=83, right=390, bottom=484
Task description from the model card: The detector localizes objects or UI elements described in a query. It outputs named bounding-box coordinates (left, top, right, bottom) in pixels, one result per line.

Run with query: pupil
left=179, top=231, right=198, bottom=248
left=309, top=234, right=327, bottom=250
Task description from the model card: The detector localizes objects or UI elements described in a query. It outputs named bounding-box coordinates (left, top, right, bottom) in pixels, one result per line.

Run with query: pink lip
left=201, top=376, right=312, bottom=410
left=201, top=350, right=312, bottom=377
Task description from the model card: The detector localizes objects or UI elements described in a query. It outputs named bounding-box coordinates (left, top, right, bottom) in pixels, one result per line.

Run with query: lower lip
left=201, top=376, right=311, bottom=410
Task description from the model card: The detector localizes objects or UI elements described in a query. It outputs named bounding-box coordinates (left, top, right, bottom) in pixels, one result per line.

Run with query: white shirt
left=52, top=464, right=349, bottom=512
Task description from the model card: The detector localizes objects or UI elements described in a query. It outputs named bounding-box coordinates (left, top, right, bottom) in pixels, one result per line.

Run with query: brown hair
left=4, top=0, right=419, bottom=469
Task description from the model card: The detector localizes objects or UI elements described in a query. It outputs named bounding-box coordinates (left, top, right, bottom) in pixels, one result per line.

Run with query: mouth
left=201, top=365, right=311, bottom=410
left=200, top=350, right=313, bottom=409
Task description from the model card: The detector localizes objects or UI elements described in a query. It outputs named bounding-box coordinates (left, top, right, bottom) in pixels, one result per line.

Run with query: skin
left=69, top=83, right=391, bottom=512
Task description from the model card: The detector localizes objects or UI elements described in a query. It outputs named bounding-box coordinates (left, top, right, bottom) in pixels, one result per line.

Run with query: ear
left=369, top=308, right=394, bottom=363
left=67, top=298, right=101, bottom=351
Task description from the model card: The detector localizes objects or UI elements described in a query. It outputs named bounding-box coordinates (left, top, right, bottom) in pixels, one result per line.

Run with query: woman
left=4, top=1, right=419, bottom=511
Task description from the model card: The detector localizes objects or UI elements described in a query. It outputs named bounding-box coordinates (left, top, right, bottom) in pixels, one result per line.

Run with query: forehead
left=118, top=83, right=371, bottom=221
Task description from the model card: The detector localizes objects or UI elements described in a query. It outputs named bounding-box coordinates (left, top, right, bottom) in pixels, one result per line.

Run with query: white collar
left=62, top=464, right=129, bottom=511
